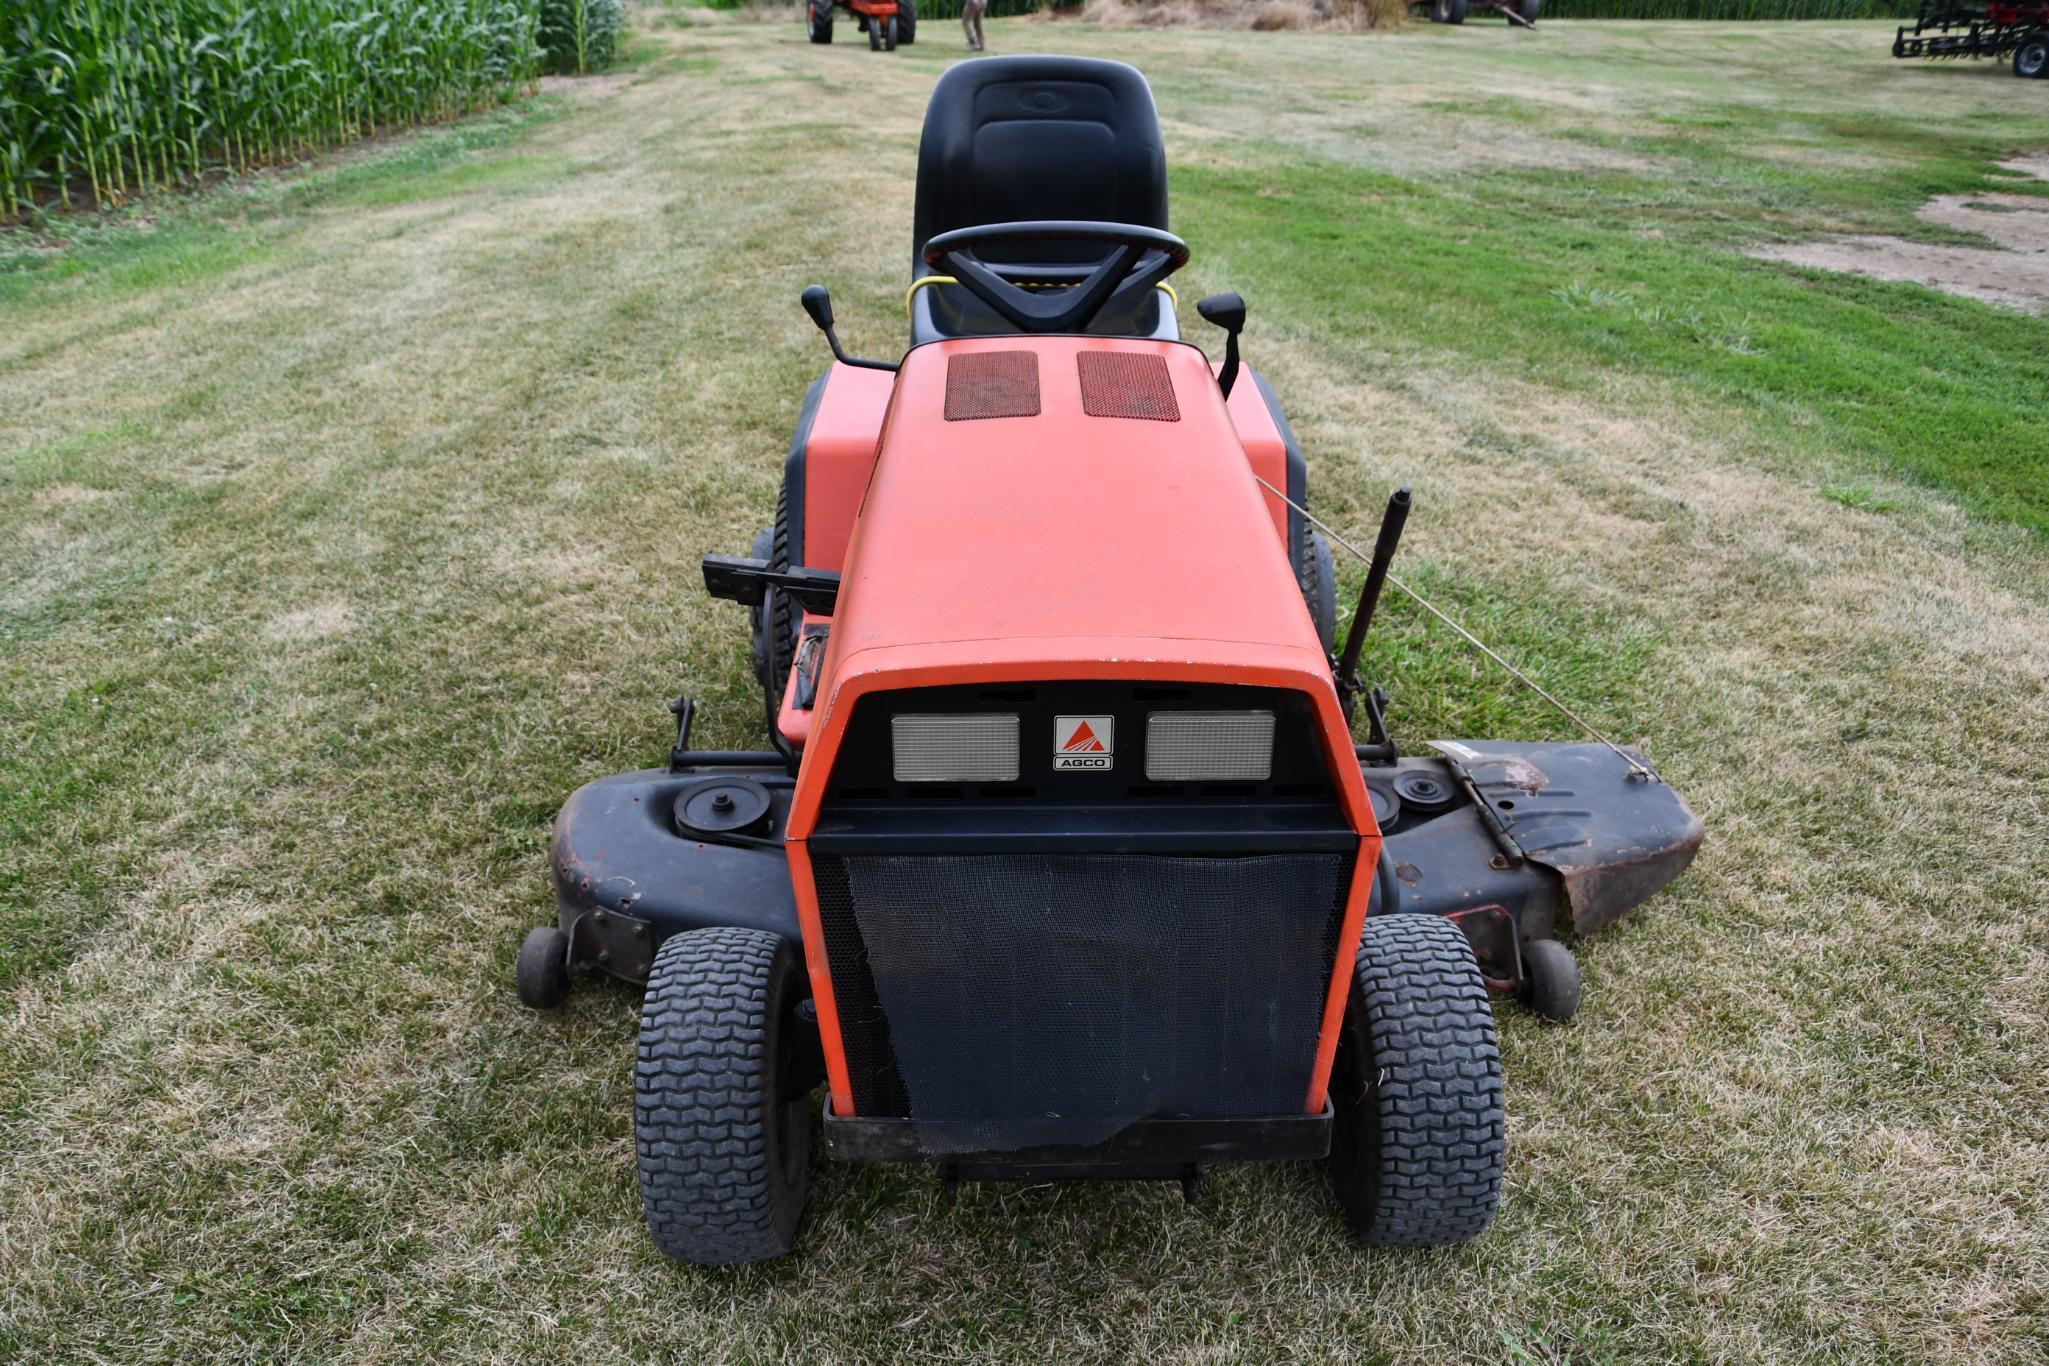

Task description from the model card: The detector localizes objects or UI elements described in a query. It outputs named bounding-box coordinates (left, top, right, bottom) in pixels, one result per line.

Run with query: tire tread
left=1341, top=914, right=1505, bottom=1246
left=635, top=927, right=807, bottom=1265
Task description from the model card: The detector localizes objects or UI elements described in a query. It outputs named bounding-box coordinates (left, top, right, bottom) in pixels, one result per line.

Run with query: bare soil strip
left=1753, top=157, right=2049, bottom=312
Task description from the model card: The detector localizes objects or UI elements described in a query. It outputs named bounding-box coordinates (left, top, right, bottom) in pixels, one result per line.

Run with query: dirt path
left=1754, top=156, right=2049, bottom=312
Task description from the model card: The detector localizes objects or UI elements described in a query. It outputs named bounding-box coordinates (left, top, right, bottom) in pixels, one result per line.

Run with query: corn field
left=538, top=0, right=625, bottom=75
left=0, top=0, right=554, bottom=220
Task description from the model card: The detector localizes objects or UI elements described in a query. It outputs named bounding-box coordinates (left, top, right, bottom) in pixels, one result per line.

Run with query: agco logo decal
left=1053, top=716, right=1113, bottom=771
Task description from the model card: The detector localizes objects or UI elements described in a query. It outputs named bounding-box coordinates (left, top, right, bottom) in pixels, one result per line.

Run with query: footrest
left=822, top=1104, right=1333, bottom=1170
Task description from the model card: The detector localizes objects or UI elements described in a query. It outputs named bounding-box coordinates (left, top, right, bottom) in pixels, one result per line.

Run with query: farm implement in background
left=1418, top=0, right=1542, bottom=27
left=1894, top=2, right=2049, bottom=77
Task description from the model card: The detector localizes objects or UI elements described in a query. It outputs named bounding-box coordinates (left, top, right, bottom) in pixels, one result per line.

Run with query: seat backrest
left=912, top=56, right=1168, bottom=273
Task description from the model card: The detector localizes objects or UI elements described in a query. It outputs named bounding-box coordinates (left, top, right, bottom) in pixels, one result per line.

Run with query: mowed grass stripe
left=1178, top=152, right=2049, bottom=534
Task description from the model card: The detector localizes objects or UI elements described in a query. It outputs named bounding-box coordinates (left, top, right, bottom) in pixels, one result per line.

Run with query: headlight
left=891, top=713, right=1020, bottom=783
left=1145, top=710, right=1275, bottom=783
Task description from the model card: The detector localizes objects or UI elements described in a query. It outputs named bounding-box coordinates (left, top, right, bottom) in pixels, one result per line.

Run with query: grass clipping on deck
left=1080, top=0, right=1409, bottom=30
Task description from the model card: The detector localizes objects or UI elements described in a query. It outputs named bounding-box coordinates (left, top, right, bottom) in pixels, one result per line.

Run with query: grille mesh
left=811, top=854, right=910, bottom=1116
left=944, top=350, right=1041, bottom=421
left=811, top=850, right=1351, bottom=1150
left=1077, top=351, right=1180, bottom=422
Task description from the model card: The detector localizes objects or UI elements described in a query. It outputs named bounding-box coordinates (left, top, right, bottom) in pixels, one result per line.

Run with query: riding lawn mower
left=517, top=57, right=1703, bottom=1265
left=807, top=0, right=917, bottom=49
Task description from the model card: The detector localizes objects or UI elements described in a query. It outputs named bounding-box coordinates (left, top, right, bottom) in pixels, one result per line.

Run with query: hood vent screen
left=1077, top=351, right=1179, bottom=422
left=944, top=350, right=1041, bottom=421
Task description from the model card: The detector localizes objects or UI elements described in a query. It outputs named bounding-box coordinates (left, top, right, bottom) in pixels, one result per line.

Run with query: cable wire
left=1255, top=476, right=1660, bottom=783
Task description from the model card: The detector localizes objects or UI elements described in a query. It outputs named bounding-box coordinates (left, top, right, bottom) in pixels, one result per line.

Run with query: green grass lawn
left=4, top=12, right=2047, bottom=1362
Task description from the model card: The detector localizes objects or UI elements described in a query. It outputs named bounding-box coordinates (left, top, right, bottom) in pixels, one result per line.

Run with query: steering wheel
left=921, top=221, right=1191, bottom=335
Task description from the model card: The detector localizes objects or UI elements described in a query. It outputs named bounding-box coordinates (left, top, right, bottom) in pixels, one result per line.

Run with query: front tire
left=867, top=14, right=881, bottom=49
left=635, top=928, right=814, bottom=1265
left=1328, top=915, right=1505, bottom=1247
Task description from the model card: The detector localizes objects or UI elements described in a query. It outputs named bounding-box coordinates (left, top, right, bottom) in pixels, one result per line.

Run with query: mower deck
left=549, top=739, right=1702, bottom=1001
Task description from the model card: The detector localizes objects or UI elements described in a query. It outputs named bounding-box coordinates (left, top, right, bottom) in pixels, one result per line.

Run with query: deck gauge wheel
left=515, top=926, right=571, bottom=1010
left=1518, top=937, right=1581, bottom=1023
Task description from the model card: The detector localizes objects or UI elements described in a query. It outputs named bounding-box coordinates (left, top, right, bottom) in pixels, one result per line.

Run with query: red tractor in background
left=810, top=0, right=917, bottom=50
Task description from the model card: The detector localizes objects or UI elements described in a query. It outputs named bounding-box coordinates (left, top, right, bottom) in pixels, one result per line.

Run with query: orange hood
left=789, top=334, right=1367, bottom=841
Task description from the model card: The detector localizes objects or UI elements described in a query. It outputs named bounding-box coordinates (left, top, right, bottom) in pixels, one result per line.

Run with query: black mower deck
left=549, top=739, right=1701, bottom=1000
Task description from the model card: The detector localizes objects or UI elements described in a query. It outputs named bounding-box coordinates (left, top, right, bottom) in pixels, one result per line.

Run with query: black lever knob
left=800, top=283, right=834, bottom=333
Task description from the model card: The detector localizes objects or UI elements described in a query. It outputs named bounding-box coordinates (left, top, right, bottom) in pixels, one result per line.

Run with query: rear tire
left=1516, top=0, right=1540, bottom=21
left=896, top=0, right=917, bottom=43
left=1328, top=915, right=1505, bottom=1247
left=807, top=0, right=833, bottom=42
left=515, top=926, right=570, bottom=1009
left=2017, top=36, right=2049, bottom=78
left=635, top=927, right=814, bottom=1265
left=762, top=483, right=798, bottom=712
left=747, top=524, right=776, bottom=689
left=1518, top=936, right=1581, bottom=1023
left=1298, top=529, right=1337, bottom=655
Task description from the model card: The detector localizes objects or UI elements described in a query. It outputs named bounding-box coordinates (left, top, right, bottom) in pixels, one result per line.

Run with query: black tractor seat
left=909, top=56, right=1177, bottom=345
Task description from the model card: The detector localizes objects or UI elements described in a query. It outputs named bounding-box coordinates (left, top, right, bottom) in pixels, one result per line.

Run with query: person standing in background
left=962, top=0, right=986, bottom=50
